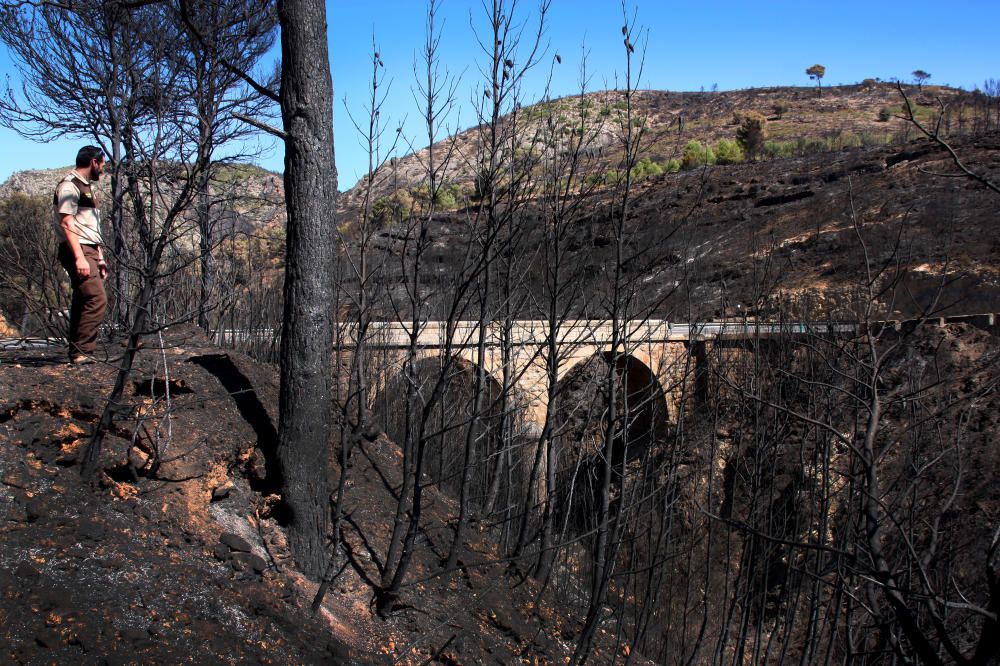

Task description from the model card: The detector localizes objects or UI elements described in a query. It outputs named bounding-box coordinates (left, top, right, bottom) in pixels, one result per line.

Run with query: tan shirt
left=53, top=172, right=103, bottom=245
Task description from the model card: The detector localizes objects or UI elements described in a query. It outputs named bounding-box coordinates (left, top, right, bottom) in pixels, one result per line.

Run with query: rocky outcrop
left=0, top=166, right=74, bottom=200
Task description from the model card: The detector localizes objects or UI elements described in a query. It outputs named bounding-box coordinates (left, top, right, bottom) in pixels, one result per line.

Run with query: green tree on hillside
left=912, top=69, right=931, bottom=89
left=806, top=63, right=826, bottom=97
left=736, top=111, right=768, bottom=160
left=772, top=98, right=789, bottom=119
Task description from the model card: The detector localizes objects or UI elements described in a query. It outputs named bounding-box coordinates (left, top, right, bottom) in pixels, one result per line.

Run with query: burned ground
left=351, top=132, right=1000, bottom=322
left=0, top=326, right=639, bottom=664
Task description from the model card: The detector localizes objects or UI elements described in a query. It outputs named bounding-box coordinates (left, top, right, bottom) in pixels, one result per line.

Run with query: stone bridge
left=353, top=318, right=858, bottom=435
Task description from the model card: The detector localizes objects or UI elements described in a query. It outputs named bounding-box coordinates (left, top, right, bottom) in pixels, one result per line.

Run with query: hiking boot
left=68, top=354, right=95, bottom=365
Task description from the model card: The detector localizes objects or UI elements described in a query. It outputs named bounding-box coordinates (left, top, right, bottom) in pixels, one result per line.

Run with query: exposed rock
left=128, top=447, right=151, bottom=469
left=219, top=532, right=253, bottom=553
left=211, top=480, right=234, bottom=501
left=232, top=551, right=267, bottom=574
left=1, top=468, right=30, bottom=489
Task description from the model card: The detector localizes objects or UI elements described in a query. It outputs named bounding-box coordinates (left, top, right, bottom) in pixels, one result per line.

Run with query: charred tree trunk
left=275, top=0, right=337, bottom=580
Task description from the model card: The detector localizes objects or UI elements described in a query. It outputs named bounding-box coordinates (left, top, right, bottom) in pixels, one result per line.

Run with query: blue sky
left=1, top=1, right=997, bottom=188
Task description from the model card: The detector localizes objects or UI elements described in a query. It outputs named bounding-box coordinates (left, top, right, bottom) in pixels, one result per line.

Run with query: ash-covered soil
left=0, top=331, right=356, bottom=664
left=353, top=132, right=1000, bottom=321
left=0, top=326, right=630, bottom=664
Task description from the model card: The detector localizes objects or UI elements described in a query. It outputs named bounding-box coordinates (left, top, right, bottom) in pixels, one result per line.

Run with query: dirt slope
left=0, top=326, right=631, bottom=664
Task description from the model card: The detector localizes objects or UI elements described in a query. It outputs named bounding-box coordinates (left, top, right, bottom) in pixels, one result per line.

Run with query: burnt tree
left=275, top=0, right=337, bottom=579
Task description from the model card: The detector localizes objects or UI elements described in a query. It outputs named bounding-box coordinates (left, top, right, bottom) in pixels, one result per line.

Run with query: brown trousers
left=58, top=243, right=107, bottom=356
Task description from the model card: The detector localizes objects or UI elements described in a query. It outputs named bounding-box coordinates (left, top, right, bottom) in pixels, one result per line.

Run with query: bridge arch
left=552, top=351, right=670, bottom=453
left=374, top=354, right=511, bottom=508
left=549, top=351, right=671, bottom=531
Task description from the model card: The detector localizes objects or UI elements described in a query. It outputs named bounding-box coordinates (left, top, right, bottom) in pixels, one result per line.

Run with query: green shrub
left=436, top=183, right=462, bottom=209
left=664, top=158, right=682, bottom=173
left=877, top=106, right=893, bottom=122
left=370, top=189, right=414, bottom=225
left=772, top=99, right=789, bottom=120
left=213, top=163, right=273, bottom=185
left=859, top=131, right=890, bottom=146
left=763, top=140, right=797, bottom=159
left=514, top=146, right=538, bottom=164
left=681, top=140, right=716, bottom=169
left=435, top=188, right=456, bottom=209
left=800, top=138, right=827, bottom=155
left=885, top=102, right=935, bottom=123
left=834, top=133, right=862, bottom=149
left=631, top=156, right=664, bottom=179
left=598, top=158, right=667, bottom=186
left=715, top=138, right=744, bottom=165
left=411, top=182, right=462, bottom=210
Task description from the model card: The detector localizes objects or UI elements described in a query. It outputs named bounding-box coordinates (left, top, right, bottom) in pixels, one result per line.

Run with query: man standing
left=54, top=145, right=108, bottom=364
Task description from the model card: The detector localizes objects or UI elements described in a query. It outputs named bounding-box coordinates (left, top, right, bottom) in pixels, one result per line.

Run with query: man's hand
left=75, top=255, right=91, bottom=280
left=98, top=260, right=108, bottom=280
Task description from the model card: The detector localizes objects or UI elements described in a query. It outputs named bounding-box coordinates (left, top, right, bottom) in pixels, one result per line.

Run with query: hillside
left=347, top=131, right=1000, bottom=322
left=337, top=83, right=972, bottom=209
left=0, top=163, right=283, bottom=201
left=3, top=85, right=994, bottom=326
left=329, top=83, right=999, bottom=321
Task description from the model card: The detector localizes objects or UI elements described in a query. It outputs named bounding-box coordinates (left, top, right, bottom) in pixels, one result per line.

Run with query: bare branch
left=897, top=82, right=1000, bottom=196
left=231, top=111, right=286, bottom=139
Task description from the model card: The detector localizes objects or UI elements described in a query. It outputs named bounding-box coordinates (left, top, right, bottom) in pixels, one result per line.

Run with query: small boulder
left=127, top=447, right=150, bottom=469
left=232, top=551, right=267, bottom=574
left=247, top=449, right=267, bottom=483
left=219, top=532, right=253, bottom=553
left=211, top=480, right=234, bottom=501
left=1, top=468, right=30, bottom=489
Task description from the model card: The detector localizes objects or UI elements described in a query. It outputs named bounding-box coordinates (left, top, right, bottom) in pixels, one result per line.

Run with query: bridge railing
left=356, top=318, right=863, bottom=349
left=210, top=313, right=996, bottom=352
